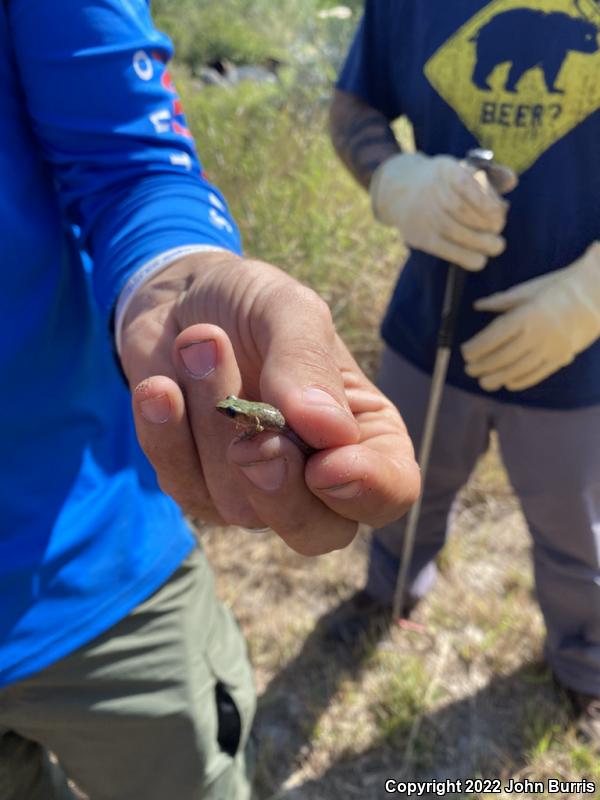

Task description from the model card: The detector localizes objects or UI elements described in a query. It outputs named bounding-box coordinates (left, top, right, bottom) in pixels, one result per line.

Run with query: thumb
left=474, top=275, right=548, bottom=313
left=254, top=286, right=360, bottom=450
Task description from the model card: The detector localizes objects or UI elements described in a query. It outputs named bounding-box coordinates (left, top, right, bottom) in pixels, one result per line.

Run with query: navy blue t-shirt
left=338, top=0, right=600, bottom=408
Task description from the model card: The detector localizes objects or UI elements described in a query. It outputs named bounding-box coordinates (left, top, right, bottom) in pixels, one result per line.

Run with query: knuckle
left=491, top=236, right=506, bottom=255
left=226, top=509, right=264, bottom=529
left=299, top=285, right=334, bottom=326
left=430, top=155, right=449, bottom=174
left=287, top=539, right=327, bottom=557
left=155, top=473, right=192, bottom=506
left=437, top=155, right=460, bottom=176
left=272, top=281, right=330, bottom=317
left=491, top=210, right=507, bottom=232
left=437, top=217, right=453, bottom=238
left=468, top=253, right=487, bottom=271
left=159, top=482, right=192, bottom=513
left=284, top=526, right=355, bottom=557
left=278, top=510, right=343, bottom=556
left=187, top=503, right=221, bottom=523
left=281, top=337, right=336, bottom=374
left=189, top=509, right=224, bottom=527
left=483, top=213, right=505, bottom=236
left=454, top=200, right=470, bottom=220
left=154, top=468, right=215, bottom=521
left=435, top=189, right=453, bottom=214
left=268, top=282, right=336, bottom=342
left=453, top=248, right=482, bottom=270
left=454, top=164, right=475, bottom=189
left=426, top=231, right=448, bottom=258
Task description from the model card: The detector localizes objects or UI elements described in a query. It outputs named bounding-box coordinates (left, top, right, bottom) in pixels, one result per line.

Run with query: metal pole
left=391, top=149, right=496, bottom=621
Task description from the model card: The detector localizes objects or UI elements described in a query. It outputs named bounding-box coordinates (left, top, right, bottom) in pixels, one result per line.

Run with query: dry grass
left=200, top=439, right=600, bottom=799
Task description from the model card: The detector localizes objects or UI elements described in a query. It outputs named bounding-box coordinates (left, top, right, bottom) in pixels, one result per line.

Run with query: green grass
left=371, top=652, right=431, bottom=730
left=369, top=650, right=438, bottom=766
left=153, top=0, right=361, bottom=75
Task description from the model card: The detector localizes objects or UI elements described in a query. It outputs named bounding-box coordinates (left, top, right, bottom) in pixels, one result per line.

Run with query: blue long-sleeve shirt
left=0, top=0, right=241, bottom=686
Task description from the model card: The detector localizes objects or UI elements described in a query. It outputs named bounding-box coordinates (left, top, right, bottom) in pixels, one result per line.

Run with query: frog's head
left=215, top=395, right=242, bottom=419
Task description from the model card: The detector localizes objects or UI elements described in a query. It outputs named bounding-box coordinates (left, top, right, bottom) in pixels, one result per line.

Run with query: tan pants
left=0, top=546, right=256, bottom=800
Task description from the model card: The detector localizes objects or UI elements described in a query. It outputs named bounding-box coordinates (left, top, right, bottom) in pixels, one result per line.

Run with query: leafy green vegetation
left=153, top=0, right=363, bottom=74
left=153, top=0, right=288, bottom=70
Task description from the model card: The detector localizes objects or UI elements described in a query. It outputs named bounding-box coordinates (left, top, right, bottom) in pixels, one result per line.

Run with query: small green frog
left=216, top=395, right=314, bottom=456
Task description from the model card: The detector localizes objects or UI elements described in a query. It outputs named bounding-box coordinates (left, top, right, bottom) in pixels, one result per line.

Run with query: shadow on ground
left=253, top=596, right=567, bottom=800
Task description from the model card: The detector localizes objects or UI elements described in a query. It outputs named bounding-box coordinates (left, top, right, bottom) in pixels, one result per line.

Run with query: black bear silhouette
left=470, top=9, right=598, bottom=94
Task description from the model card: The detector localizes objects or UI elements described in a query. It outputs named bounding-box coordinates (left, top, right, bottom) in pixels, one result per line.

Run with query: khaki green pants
left=0, top=546, right=256, bottom=800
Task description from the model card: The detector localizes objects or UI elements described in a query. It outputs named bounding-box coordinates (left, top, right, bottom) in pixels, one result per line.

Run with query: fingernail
left=302, top=387, right=348, bottom=413
left=140, top=393, right=171, bottom=424
left=321, top=480, right=363, bottom=500
left=179, top=340, right=217, bottom=379
left=240, top=459, right=286, bottom=492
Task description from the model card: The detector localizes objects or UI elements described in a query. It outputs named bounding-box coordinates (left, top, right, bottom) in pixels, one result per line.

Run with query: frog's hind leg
left=237, top=416, right=264, bottom=442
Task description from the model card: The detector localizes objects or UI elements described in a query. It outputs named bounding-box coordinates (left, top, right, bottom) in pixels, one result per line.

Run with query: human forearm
left=329, top=89, right=400, bottom=189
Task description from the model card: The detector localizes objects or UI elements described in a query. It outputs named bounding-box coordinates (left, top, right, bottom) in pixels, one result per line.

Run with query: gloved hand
left=370, top=152, right=517, bottom=271
left=462, top=242, right=600, bottom=391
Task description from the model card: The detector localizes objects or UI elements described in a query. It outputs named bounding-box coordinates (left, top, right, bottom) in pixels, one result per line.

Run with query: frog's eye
left=224, top=407, right=237, bottom=418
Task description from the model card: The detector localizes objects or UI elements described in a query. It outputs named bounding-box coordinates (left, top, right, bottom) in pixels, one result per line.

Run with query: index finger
left=174, top=323, right=264, bottom=529
left=462, top=313, right=524, bottom=362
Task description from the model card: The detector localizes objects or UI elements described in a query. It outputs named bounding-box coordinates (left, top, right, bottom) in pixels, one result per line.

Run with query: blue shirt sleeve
left=336, top=0, right=403, bottom=121
left=7, top=0, right=242, bottom=318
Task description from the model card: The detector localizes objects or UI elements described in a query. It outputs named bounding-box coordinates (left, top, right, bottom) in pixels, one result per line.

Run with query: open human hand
left=462, top=243, right=600, bottom=391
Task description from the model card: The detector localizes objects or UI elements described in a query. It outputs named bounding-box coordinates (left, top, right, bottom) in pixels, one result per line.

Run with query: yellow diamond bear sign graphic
left=424, top=0, right=600, bottom=174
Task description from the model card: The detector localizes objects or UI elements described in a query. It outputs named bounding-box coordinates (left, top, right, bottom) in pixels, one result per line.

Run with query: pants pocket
left=215, top=681, right=241, bottom=758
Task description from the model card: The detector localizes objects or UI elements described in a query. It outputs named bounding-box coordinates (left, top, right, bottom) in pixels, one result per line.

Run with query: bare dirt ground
left=202, top=438, right=600, bottom=800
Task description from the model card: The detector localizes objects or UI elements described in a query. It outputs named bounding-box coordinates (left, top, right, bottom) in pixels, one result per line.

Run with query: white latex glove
left=370, top=152, right=517, bottom=271
left=462, top=242, right=600, bottom=391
